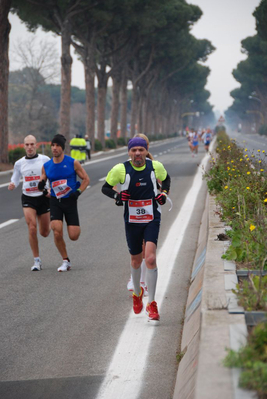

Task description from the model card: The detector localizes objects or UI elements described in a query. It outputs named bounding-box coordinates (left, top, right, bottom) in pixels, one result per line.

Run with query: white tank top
left=11, top=154, right=50, bottom=197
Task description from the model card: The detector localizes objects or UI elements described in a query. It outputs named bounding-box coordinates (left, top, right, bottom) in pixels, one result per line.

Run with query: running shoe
left=140, top=282, right=148, bottom=297
left=127, top=278, right=148, bottom=296
left=57, top=260, right=71, bottom=272
left=31, top=259, right=42, bottom=271
left=127, top=277, right=134, bottom=291
left=146, top=301, right=160, bottom=321
left=132, top=286, right=144, bottom=314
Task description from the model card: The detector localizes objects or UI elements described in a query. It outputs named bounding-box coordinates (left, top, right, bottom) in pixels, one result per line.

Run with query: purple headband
left=128, top=137, right=148, bottom=150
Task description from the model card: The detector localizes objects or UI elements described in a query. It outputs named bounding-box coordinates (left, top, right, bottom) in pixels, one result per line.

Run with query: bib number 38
left=128, top=199, right=154, bottom=223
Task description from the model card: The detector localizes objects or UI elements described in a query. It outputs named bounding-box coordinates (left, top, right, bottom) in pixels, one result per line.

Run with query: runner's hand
left=69, top=190, right=81, bottom=200
left=155, top=192, right=167, bottom=205
left=38, top=180, right=46, bottom=191
left=115, top=190, right=130, bottom=206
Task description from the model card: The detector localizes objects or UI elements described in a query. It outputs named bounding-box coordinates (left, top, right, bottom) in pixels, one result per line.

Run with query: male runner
left=102, top=137, right=171, bottom=320
left=38, top=134, right=90, bottom=272
left=8, top=135, right=50, bottom=271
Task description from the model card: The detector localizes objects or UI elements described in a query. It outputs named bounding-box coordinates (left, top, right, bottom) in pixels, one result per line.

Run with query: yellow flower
left=224, top=186, right=228, bottom=189
left=246, top=187, right=250, bottom=190
left=247, top=171, right=251, bottom=175
left=264, top=199, right=267, bottom=203
left=240, top=158, right=243, bottom=161
left=263, top=150, right=265, bottom=153
left=232, top=207, right=235, bottom=209
left=259, top=160, right=262, bottom=163
left=260, top=169, right=264, bottom=172
left=231, top=160, right=234, bottom=163
left=249, top=224, right=256, bottom=231
left=258, top=149, right=261, bottom=152
left=245, top=148, right=248, bottom=151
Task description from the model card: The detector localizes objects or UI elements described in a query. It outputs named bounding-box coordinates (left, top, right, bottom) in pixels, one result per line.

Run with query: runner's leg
left=67, top=225, right=80, bottom=241
left=51, top=220, right=68, bottom=258
left=37, top=212, right=50, bottom=237
left=144, top=241, right=158, bottom=303
left=130, top=252, right=143, bottom=296
left=23, top=207, right=39, bottom=258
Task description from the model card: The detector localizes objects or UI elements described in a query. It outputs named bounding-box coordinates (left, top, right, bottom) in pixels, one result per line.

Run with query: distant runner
left=8, top=135, right=50, bottom=271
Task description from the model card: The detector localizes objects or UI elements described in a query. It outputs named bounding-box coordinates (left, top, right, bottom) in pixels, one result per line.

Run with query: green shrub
left=259, top=124, right=267, bottom=136
left=223, top=322, right=267, bottom=397
left=117, top=137, right=126, bottom=146
left=9, top=147, right=25, bottom=164
left=105, top=139, right=116, bottom=149
left=94, top=139, right=102, bottom=152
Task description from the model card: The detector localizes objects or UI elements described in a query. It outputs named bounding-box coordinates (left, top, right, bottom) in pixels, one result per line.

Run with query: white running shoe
left=57, top=260, right=71, bottom=272
left=127, top=277, right=148, bottom=297
left=127, top=277, right=134, bottom=291
left=31, top=259, right=42, bottom=271
left=140, top=281, right=148, bottom=297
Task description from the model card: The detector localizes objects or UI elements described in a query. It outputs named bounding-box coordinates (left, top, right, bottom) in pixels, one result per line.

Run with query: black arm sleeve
left=101, top=181, right=118, bottom=199
left=161, top=173, right=171, bottom=193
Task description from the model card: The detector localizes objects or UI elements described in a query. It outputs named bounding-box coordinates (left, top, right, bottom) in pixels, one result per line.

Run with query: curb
left=173, top=196, right=254, bottom=399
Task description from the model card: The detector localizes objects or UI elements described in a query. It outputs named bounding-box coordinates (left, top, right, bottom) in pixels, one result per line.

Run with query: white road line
left=0, top=179, right=22, bottom=189
left=0, top=219, right=19, bottom=229
left=96, top=150, right=212, bottom=399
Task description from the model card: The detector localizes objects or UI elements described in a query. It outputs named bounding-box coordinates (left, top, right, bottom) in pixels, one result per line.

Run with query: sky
left=8, top=0, right=261, bottom=116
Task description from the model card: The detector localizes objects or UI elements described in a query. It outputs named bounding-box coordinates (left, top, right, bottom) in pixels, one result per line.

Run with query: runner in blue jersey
left=102, top=137, right=171, bottom=321
left=38, top=134, right=90, bottom=272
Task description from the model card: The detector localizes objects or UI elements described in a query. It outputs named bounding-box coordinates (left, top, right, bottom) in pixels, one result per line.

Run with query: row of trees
left=225, top=0, right=267, bottom=135
left=0, top=0, right=215, bottom=163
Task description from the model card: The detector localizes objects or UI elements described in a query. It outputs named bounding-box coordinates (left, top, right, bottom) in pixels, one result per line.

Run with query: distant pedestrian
left=85, top=135, right=91, bottom=160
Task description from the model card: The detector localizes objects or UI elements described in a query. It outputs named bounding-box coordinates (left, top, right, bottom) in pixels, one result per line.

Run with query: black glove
left=38, top=180, right=46, bottom=191
left=43, top=188, right=48, bottom=196
left=155, top=192, right=167, bottom=205
left=115, top=190, right=130, bottom=206
left=69, top=190, right=81, bottom=200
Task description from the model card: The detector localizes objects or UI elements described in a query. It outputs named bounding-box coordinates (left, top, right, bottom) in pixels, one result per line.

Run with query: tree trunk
left=110, top=73, right=121, bottom=144
left=130, top=84, right=138, bottom=138
left=96, top=67, right=108, bottom=148
left=0, top=0, right=11, bottom=164
left=84, top=48, right=95, bottom=151
left=120, top=66, right=128, bottom=139
left=60, top=20, right=72, bottom=154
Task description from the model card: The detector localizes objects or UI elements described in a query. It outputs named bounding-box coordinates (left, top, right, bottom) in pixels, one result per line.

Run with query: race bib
left=24, top=175, right=40, bottom=193
left=52, top=179, right=72, bottom=199
left=128, top=199, right=154, bottom=223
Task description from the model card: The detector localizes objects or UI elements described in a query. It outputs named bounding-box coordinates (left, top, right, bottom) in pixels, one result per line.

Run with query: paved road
left=0, top=137, right=209, bottom=399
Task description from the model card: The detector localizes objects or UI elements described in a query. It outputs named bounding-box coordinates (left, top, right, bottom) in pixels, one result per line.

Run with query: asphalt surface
left=0, top=137, right=209, bottom=399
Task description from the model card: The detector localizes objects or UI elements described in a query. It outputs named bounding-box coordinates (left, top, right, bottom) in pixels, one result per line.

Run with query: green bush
left=105, top=139, right=116, bottom=149
left=259, top=124, right=267, bottom=136
left=9, top=147, right=26, bottom=164
left=117, top=137, right=126, bottom=146
left=94, top=139, right=102, bottom=152
left=224, top=322, right=267, bottom=397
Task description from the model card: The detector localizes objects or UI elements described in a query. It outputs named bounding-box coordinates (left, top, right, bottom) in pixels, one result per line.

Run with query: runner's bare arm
left=74, top=160, right=90, bottom=193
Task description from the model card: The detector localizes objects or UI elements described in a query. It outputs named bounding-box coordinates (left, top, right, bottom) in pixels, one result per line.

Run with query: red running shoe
left=146, top=301, right=160, bottom=321
left=132, top=286, right=144, bottom=314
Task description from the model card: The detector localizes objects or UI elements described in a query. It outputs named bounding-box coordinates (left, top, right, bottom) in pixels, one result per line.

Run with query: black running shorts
left=125, top=219, right=160, bottom=255
left=21, top=194, right=50, bottom=215
left=50, top=196, right=80, bottom=226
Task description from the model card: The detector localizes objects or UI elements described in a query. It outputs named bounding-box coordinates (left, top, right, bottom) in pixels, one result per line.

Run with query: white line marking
left=0, top=179, right=22, bottom=189
left=96, top=150, right=212, bottom=399
left=0, top=219, right=19, bottom=229
left=98, top=177, right=106, bottom=182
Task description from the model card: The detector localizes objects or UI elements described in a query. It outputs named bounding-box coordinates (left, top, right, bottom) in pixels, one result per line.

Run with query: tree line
left=225, top=0, right=267, bottom=135
left=0, top=0, right=215, bottom=163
